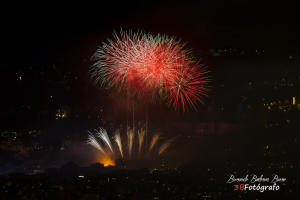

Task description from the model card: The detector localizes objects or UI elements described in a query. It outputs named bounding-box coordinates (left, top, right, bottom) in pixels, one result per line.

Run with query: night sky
left=1, top=1, right=299, bottom=64
left=1, top=0, right=300, bottom=169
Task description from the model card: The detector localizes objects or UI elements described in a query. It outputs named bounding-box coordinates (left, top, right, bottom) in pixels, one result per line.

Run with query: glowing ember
left=99, top=156, right=115, bottom=167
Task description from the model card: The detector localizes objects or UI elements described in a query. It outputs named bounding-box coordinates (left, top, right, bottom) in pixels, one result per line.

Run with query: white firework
left=87, top=133, right=105, bottom=154
left=114, top=129, right=123, bottom=158
left=87, top=127, right=174, bottom=165
left=96, top=128, right=114, bottom=153
left=127, top=128, right=134, bottom=157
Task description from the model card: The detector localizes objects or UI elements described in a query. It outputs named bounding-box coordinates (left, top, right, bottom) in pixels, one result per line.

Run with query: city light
left=292, top=97, right=296, bottom=105
left=55, top=109, right=67, bottom=120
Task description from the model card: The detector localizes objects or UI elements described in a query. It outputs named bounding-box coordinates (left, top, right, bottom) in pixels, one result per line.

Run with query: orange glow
left=99, top=156, right=115, bottom=167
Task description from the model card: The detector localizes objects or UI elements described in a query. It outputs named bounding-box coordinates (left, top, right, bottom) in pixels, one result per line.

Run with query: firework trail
left=87, top=133, right=105, bottom=154
left=127, top=128, right=134, bottom=157
left=158, top=138, right=174, bottom=155
left=138, top=128, right=145, bottom=153
left=91, top=30, right=210, bottom=111
left=114, top=129, right=123, bottom=158
left=96, top=128, right=114, bottom=153
left=148, top=134, right=160, bottom=152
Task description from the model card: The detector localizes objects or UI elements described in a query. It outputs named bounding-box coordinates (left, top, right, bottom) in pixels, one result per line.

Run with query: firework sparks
left=167, top=65, right=209, bottom=111
left=158, top=138, right=174, bottom=155
left=87, top=127, right=173, bottom=166
left=148, top=134, right=160, bottom=152
left=91, top=30, right=210, bottom=111
left=138, top=128, right=145, bottom=153
left=127, top=128, right=134, bottom=157
left=87, top=133, right=106, bottom=154
left=96, top=128, right=114, bottom=153
left=114, top=129, right=123, bottom=158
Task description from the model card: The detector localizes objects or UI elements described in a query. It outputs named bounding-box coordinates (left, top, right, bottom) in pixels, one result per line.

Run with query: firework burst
left=91, top=30, right=210, bottom=111
left=167, top=64, right=209, bottom=111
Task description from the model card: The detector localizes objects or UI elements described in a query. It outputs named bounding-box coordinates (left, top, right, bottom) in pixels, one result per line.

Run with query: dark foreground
left=1, top=162, right=298, bottom=200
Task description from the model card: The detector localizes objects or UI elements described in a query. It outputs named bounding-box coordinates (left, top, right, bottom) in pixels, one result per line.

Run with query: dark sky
left=1, top=1, right=300, bottom=168
left=1, top=1, right=299, bottom=66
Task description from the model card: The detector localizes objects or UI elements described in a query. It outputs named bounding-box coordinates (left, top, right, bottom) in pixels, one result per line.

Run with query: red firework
left=91, top=30, right=209, bottom=111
